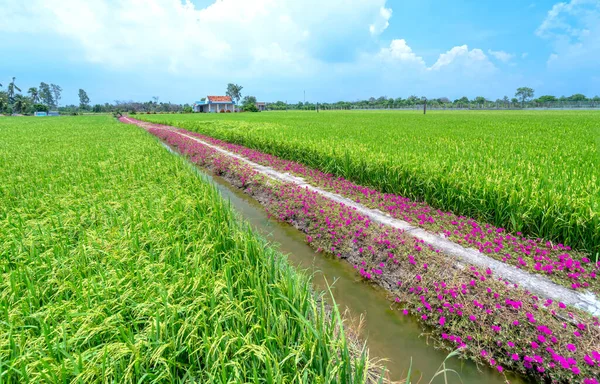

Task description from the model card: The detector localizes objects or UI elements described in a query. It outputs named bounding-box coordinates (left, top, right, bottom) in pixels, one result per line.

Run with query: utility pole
left=423, top=97, right=427, bottom=115
left=303, top=90, right=305, bottom=104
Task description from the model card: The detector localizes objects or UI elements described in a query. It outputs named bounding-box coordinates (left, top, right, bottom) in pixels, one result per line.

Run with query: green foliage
left=183, top=105, right=193, bottom=113
left=39, top=82, right=54, bottom=107
left=226, top=83, right=243, bottom=104
left=537, top=95, right=557, bottom=103
left=78, top=88, right=90, bottom=109
left=515, top=87, right=534, bottom=104
left=141, top=110, right=600, bottom=254
left=33, top=103, right=48, bottom=112
left=242, top=95, right=258, bottom=112
left=0, top=116, right=375, bottom=383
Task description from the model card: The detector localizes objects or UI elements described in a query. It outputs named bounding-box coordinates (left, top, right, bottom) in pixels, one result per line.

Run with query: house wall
left=194, top=100, right=236, bottom=113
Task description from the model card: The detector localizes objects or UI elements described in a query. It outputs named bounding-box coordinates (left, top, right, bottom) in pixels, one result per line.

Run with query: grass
left=0, top=116, right=376, bottom=383
left=140, top=110, right=600, bottom=255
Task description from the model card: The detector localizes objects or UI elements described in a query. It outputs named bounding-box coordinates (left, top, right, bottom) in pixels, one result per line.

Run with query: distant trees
left=226, top=83, right=243, bottom=105
left=474, top=96, right=486, bottom=105
left=569, top=93, right=587, bottom=102
left=50, top=84, right=62, bottom=108
left=515, top=87, right=535, bottom=105
left=78, top=89, right=90, bottom=110
left=7, top=77, right=21, bottom=104
left=12, top=95, right=29, bottom=114
left=241, top=95, right=258, bottom=112
left=39, top=82, right=54, bottom=107
left=28, top=87, right=39, bottom=103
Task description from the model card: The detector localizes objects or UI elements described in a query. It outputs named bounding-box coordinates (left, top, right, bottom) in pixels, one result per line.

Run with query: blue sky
left=1, top=0, right=599, bottom=105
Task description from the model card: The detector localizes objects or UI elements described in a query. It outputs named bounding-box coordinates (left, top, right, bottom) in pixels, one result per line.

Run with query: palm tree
left=7, top=77, right=21, bottom=103
left=28, top=87, right=39, bottom=103
left=13, top=94, right=29, bottom=114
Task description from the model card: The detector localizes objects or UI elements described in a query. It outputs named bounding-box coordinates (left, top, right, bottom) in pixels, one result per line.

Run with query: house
left=193, top=96, right=236, bottom=113
left=256, top=102, right=266, bottom=111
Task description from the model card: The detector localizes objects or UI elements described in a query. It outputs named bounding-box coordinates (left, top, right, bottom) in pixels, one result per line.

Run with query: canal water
left=166, top=142, right=528, bottom=384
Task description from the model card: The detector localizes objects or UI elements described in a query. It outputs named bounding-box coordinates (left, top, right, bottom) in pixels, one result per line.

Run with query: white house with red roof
left=193, top=96, right=236, bottom=113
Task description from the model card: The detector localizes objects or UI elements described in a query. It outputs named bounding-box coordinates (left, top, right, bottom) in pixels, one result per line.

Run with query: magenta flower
left=439, top=316, right=446, bottom=326
left=566, top=344, right=577, bottom=352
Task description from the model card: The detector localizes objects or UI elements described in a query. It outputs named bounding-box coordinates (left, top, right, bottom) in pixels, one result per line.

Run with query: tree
left=515, top=87, right=534, bottom=105
left=39, top=82, right=54, bottom=107
left=28, top=87, right=39, bottom=103
left=241, top=95, right=258, bottom=112
left=474, top=96, right=486, bottom=105
left=511, top=97, right=519, bottom=104
left=7, top=77, right=21, bottom=104
left=568, top=93, right=587, bottom=102
left=50, top=84, right=62, bottom=108
left=33, top=103, right=48, bottom=113
left=226, top=83, right=243, bottom=105
left=537, top=95, right=557, bottom=103
left=12, top=94, right=29, bottom=114
left=0, top=91, right=7, bottom=113
left=78, top=89, right=90, bottom=110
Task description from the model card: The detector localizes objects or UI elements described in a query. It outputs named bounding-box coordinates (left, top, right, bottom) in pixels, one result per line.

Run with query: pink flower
left=584, top=355, right=595, bottom=366
left=511, top=353, right=519, bottom=361
left=439, top=316, right=446, bottom=326
left=566, top=344, right=577, bottom=352
left=537, top=335, right=546, bottom=343
left=469, top=315, right=477, bottom=321
left=496, top=366, right=503, bottom=373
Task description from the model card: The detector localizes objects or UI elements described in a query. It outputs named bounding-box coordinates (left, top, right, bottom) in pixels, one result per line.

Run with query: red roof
left=207, top=95, right=233, bottom=102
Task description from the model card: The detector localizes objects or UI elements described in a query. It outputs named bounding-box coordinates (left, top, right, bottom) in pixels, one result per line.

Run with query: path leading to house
left=121, top=116, right=600, bottom=317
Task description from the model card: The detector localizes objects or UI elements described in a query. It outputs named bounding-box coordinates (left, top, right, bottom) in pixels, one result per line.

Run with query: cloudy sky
left=1, top=0, right=599, bottom=105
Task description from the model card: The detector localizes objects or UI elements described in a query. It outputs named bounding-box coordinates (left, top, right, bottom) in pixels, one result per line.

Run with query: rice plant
left=141, top=110, right=600, bottom=255
left=0, top=116, right=378, bottom=383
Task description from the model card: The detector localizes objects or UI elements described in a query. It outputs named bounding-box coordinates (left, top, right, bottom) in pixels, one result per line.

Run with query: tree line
left=3, top=80, right=598, bottom=116
left=0, top=77, right=94, bottom=115
left=266, top=87, right=600, bottom=111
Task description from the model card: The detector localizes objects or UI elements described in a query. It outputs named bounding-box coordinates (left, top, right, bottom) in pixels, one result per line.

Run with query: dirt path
left=123, top=116, right=600, bottom=317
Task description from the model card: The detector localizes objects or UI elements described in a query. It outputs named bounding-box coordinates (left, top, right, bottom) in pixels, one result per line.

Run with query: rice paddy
left=140, top=110, right=600, bottom=256
left=0, top=116, right=376, bottom=383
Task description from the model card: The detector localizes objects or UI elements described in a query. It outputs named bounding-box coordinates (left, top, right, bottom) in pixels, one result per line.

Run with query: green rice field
left=141, top=110, right=600, bottom=255
left=0, top=116, right=374, bottom=382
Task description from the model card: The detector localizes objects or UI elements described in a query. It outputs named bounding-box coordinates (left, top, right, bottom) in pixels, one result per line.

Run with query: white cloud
left=536, top=0, right=600, bottom=68
left=487, top=49, right=515, bottom=62
left=0, top=0, right=516, bottom=102
left=377, top=39, right=425, bottom=66
left=369, top=6, right=392, bottom=35
left=429, top=45, right=495, bottom=72
left=0, top=0, right=391, bottom=74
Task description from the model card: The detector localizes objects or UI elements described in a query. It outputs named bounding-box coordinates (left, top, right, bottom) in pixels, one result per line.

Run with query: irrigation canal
left=186, top=165, right=529, bottom=384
